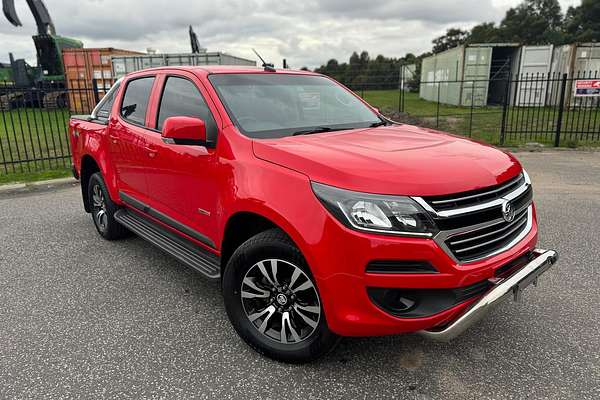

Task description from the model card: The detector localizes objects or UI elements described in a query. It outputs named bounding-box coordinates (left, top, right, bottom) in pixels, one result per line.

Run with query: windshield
left=208, top=74, right=382, bottom=139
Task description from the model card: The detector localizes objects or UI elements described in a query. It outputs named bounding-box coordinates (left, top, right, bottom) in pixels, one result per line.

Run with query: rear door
left=109, top=75, right=157, bottom=203
left=142, top=72, right=221, bottom=248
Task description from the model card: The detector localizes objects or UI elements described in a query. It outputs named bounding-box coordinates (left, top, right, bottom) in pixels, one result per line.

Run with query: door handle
left=145, top=145, right=158, bottom=158
left=108, top=134, right=119, bottom=144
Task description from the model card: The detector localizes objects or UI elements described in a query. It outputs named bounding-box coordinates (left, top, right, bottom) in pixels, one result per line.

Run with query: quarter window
left=120, top=76, right=155, bottom=126
left=157, top=76, right=218, bottom=142
left=92, top=80, right=121, bottom=120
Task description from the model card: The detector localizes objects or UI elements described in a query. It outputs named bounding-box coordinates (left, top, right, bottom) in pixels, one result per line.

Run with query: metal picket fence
left=1, top=68, right=600, bottom=176
left=0, top=79, right=101, bottom=175
left=318, top=64, right=600, bottom=147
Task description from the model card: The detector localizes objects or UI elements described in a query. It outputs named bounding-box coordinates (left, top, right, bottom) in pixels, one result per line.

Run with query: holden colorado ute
left=69, top=66, right=558, bottom=362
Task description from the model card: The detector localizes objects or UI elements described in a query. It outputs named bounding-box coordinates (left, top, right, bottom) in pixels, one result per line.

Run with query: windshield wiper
left=292, top=126, right=337, bottom=136
left=369, top=121, right=389, bottom=128
left=292, top=124, right=378, bottom=136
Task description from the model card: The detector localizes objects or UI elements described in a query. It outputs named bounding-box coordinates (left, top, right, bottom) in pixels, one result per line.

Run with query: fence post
left=554, top=73, right=568, bottom=147
left=436, top=83, right=441, bottom=128
left=468, top=85, right=475, bottom=137
left=500, top=75, right=511, bottom=145
left=92, top=79, right=100, bottom=104
left=398, top=66, right=403, bottom=113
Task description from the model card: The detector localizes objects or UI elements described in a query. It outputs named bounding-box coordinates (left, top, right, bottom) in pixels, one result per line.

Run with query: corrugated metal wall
left=574, top=44, right=600, bottom=75
left=461, top=47, right=492, bottom=107
left=419, top=46, right=464, bottom=105
left=514, top=45, right=554, bottom=106
left=548, top=43, right=600, bottom=106
left=111, top=52, right=256, bottom=78
left=62, top=48, right=143, bottom=113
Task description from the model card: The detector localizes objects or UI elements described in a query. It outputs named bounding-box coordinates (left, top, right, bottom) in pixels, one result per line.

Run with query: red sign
left=575, top=80, right=600, bottom=97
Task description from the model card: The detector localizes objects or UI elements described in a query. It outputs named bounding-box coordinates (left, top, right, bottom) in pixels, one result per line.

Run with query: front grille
left=445, top=206, right=530, bottom=262
left=415, top=171, right=534, bottom=263
left=423, top=173, right=525, bottom=212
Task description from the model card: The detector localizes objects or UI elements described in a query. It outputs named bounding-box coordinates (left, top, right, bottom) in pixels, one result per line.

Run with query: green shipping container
left=420, top=44, right=521, bottom=107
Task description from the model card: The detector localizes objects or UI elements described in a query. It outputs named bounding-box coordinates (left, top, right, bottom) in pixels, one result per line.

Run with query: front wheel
left=222, top=229, right=339, bottom=363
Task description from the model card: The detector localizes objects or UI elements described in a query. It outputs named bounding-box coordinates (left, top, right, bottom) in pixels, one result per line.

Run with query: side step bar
left=114, top=208, right=220, bottom=279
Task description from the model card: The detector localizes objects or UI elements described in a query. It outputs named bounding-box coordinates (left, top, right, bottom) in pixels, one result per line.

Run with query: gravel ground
left=0, top=151, right=598, bottom=399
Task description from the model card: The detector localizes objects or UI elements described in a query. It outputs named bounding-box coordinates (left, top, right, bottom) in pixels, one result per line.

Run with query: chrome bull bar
left=419, top=249, right=558, bottom=341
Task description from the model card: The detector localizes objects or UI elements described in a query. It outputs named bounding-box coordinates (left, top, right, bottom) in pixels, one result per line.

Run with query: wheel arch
left=80, top=154, right=101, bottom=212
left=78, top=147, right=120, bottom=212
left=220, top=210, right=306, bottom=277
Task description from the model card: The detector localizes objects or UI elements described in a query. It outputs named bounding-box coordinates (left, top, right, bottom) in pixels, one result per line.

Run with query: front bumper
left=418, top=248, right=558, bottom=341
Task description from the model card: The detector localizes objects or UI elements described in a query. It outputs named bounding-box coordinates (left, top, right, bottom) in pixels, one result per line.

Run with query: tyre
left=223, top=228, right=339, bottom=363
left=87, top=172, right=129, bottom=240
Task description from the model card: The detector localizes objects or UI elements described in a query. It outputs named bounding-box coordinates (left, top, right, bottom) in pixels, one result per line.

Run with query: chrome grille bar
left=429, top=173, right=524, bottom=206
left=452, top=217, right=529, bottom=254
left=413, top=171, right=531, bottom=219
left=448, top=209, right=529, bottom=246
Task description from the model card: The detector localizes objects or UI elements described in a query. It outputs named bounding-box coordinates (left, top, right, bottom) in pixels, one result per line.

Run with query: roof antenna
left=252, top=48, right=276, bottom=72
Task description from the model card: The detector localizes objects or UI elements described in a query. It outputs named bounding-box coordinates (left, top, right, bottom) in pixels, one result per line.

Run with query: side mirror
left=162, top=116, right=207, bottom=145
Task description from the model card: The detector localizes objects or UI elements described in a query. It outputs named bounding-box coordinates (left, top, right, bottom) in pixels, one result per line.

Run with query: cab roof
left=127, top=65, right=318, bottom=77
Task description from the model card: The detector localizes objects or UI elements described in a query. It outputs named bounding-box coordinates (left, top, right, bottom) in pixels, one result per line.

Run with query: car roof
left=127, top=65, right=318, bottom=77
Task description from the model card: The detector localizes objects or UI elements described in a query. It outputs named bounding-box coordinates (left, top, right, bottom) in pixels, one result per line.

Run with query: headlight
left=311, top=182, right=438, bottom=237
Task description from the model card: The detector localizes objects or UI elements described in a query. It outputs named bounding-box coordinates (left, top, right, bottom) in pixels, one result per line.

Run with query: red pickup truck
left=69, top=66, right=557, bottom=362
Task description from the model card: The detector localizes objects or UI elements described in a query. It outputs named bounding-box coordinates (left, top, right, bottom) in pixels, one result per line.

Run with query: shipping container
left=111, top=52, right=256, bottom=79
left=419, top=44, right=520, bottom=107
left=63, top=47, right=143, bottom=113
left=420, top=46, right=464, bottom=105
left=548, top=43, right=600, bottom=106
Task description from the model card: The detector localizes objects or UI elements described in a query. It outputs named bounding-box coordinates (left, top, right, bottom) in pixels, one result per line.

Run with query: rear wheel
left=223, top=229, right=339, bottom=363
left=88, top=172, right=129, bottom=240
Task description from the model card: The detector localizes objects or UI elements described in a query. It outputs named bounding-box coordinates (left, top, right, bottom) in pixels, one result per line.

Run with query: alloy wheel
left=241, top=259, right=321, bottom=344
left=91, top=184, right=108, bottom=232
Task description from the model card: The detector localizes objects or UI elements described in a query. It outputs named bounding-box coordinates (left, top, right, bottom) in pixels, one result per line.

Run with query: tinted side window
left=157, top=77, right=217, bottom=142
left=120, top=77, right=155, bottom=126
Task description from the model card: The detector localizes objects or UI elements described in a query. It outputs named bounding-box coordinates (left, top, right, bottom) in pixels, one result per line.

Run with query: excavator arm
left=189, top=25, right=201, bottom=54
left=3, top=0, right=55, bottom=35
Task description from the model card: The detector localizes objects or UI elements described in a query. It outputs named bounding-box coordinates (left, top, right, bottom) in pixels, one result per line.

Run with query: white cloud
left=0, top=0, right=581, bottom=69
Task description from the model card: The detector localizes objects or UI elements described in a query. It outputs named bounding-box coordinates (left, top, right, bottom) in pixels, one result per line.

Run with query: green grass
left=360, top=90, right=600, bottom=147
left=0, top=107, right=72, bottom=174
left=0, top=166, right=71, bottom=185
left=1, top=94, right=599, bottom=183
left=0, top=106, right=72, bottom=184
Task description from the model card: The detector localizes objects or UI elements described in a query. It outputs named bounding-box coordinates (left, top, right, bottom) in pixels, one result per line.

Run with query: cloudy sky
left=0, top=0, right=580, bottom=69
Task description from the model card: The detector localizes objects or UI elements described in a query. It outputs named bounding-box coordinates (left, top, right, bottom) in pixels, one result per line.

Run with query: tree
left=467, top=22, right=501, bottom=44
left=314, top=51, right=417, bottom=92
left=499, top=0, right=565, bottom=44
left=564, top=0, right=600, bottom=43
left=403, top=53, right=417, bottom=65
left=349, top=51, right=360, bottom=67
left=431, top=28, right=468, bottom=54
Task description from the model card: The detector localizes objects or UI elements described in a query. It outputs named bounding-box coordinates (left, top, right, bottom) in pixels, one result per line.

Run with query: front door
left=143, top=73, right=221, bottom=247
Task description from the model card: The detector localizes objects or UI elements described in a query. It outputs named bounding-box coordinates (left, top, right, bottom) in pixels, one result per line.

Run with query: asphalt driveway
left=0, top=150, right=598, bottom=399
